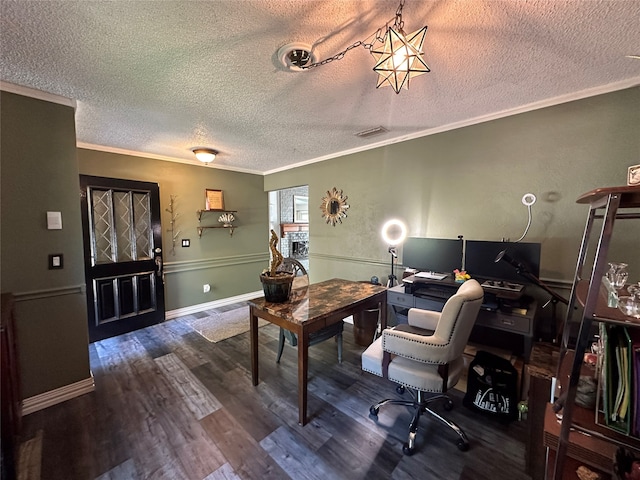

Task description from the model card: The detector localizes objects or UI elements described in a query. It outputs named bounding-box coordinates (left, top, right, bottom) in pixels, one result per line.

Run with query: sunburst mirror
left=320, top=187, right=350, bottom=226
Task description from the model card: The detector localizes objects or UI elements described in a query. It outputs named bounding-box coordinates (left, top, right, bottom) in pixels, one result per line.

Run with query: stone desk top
left=249, top=278, right=386, bottom=325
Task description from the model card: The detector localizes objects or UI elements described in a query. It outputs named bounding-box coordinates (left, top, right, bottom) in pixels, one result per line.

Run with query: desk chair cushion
left=361, top=332, right=465, bottom=392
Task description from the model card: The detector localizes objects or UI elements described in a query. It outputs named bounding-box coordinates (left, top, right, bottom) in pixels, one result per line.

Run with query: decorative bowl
left=617, top=296, right=640, bottom=319
left=218, top=213, right=235, bottom=227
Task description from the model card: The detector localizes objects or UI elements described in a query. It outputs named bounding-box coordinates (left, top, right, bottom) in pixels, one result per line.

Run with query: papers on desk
left=415, top=271, right=448, bottom=280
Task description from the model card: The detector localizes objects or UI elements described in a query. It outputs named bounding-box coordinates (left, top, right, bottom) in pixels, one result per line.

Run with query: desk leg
left=298, top=329, right=309, bottom=425
left=250, top=307, right=259, bottom=386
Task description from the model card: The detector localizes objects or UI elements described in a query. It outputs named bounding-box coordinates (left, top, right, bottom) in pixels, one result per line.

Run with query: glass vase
left=606, top=262, right=628, bottom=290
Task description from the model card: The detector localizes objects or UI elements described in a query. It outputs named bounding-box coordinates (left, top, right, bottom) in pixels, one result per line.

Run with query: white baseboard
left=22, top=375, right=95, bottom=415
left=164, top=290, right=263, bottom=320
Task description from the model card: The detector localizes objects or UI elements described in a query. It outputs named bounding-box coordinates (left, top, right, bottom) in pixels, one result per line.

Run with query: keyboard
left=481, top=280, right=524, bottom=292
left=415, top=271, right=448, bottom=280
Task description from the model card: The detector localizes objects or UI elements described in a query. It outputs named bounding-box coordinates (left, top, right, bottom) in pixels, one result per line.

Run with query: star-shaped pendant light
left=371, top=26, right=430, bottom=93
left=283, top=0, right=430, bottom=94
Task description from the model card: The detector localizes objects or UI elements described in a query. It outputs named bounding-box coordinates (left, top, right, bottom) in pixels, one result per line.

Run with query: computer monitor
left=464, top=240, right=541, bottom=283
left=402, top=237, right=464, bottom=274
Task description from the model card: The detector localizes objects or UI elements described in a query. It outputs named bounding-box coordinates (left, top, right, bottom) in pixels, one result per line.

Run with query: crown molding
left=264, top=77, right=640, bottom=175
left=77, top=143, right=263, bottom=175
left=0, top=81, right=76, bottom=109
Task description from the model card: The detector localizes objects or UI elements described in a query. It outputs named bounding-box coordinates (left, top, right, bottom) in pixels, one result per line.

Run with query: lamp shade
left=192, top=148, right=218, bottom=163
left=371, top=26, right=430, bottom=93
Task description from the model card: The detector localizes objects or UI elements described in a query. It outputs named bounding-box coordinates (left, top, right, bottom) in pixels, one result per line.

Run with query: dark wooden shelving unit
left=546, top=185, right=640, bottom=479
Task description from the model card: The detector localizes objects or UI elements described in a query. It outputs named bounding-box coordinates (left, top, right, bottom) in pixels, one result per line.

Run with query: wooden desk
left=249, top=278, right=387, bottom=425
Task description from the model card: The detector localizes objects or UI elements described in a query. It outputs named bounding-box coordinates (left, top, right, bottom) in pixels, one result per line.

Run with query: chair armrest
left=408, top=308, right=440, bottom=331
left=382, top=326, right=450, bottom=364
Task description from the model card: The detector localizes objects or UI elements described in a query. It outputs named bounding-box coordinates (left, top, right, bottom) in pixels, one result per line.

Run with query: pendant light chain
left=299, top=1, right=409, bottom=70
left=394, top=0, right=405, bottom=32
left=297, top=0, right=429, bottom=94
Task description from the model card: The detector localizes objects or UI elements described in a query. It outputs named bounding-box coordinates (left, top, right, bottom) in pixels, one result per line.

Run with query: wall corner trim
left=21, top=375, right=95, bottom=416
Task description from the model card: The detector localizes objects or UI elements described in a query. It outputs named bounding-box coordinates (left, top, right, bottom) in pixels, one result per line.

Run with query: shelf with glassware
left=196, top=209, right=238, bottom=237
left=544, top=185, right=640, bottom=480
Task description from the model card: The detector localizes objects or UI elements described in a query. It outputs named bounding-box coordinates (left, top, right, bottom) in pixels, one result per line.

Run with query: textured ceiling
left=1, top=0, right=639, bottom=174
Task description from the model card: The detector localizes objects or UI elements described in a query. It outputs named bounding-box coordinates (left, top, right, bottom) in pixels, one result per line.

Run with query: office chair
left=275, top=258, right=343, bottom=363
left=361, top=279, right=483, bottom=455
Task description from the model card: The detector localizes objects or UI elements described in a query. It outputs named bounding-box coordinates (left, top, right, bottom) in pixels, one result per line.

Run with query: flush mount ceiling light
left=283, top=0, right=429, bottom=94
left=191, top=147, right=218, bottom=164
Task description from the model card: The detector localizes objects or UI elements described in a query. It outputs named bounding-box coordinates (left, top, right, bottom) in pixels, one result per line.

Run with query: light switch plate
left=47, top=211, right=63, bottom=230
left=48, top=254, right=63, bottom=269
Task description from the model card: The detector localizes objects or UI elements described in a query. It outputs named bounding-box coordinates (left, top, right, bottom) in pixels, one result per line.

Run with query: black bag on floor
left=463, top=350, right=519, bottom=422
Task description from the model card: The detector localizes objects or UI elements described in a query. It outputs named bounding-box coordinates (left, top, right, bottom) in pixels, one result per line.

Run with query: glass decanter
left=606, top=262, right=628, bottom=290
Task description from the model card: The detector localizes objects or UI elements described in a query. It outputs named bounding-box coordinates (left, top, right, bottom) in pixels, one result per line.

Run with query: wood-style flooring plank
left=203, top=463, right=242, bottom=480
left=17, top=307, right=533, bottom=480
left=260, top=426, right=344, bottom=480
left=94, top=458, right=137, bottom=480
left=200, top=408, right=289, bottom=480
left=154, top=353, right=223, bottom=420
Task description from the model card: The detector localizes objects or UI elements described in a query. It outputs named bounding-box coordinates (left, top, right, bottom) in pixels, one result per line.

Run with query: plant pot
left=259, top=273, right=294, bottom=303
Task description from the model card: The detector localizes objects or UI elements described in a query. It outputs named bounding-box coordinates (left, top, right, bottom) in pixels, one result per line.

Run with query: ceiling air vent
left=354, top=126, right=389, bottom=138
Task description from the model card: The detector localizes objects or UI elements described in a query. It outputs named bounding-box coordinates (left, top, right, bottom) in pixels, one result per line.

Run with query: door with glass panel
left=80, top=175, right=164, bottom=342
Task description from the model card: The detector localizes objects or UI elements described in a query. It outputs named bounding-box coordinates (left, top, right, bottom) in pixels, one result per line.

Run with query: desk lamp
left=381, top=219, right=407, bottom=288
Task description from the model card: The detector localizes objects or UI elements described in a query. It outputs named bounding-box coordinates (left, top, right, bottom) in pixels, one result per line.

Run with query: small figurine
left=454, top=269, right=471, bottom=283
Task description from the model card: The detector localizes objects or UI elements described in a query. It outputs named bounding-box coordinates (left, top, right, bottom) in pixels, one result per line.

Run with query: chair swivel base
left=369, top=390, right=470, bottom=455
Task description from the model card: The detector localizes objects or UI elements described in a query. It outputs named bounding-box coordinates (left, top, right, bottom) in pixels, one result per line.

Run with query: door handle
left=154, top=248, right=164, bottom=282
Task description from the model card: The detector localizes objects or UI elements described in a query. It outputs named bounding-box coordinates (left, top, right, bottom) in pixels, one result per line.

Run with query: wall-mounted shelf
left=280, top=223, right=308, bottom=238
left=197, top=225, right=236, bottom=237
left=196, top=209, right=238, bottom=237
left=196, top=209, right=237, bottom=222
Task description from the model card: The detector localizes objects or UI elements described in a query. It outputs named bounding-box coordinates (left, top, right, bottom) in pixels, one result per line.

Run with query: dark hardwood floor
left=17, top=309, right=533, bottom=480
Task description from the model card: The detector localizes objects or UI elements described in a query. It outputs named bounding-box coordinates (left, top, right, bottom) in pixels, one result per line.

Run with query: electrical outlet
left=182, top=239, right=190, bottom=247
left=203, top=284, right=211, bottom=293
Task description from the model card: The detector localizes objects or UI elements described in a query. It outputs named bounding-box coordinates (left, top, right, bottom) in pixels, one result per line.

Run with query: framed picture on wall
left=205, top=189, right=224, bottom=210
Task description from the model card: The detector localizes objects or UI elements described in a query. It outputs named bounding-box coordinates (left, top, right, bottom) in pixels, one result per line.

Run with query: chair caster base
left=457, top=439, right=469, bottom=451
left=402, top=443, right=415, bottom=456
left=444, top=398, right=454, bottom=411
left=369, top=406, right=379, bottom=417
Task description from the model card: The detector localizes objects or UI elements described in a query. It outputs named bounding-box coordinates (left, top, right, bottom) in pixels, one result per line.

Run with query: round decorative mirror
left=320, top=187, right=350, bottom=226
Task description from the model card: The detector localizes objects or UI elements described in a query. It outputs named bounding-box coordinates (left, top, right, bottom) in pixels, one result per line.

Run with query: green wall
left=1, top=91, right=91, bottom=398
left=265, top=87, right=640, bottom=325
left=2, top=85, right=638, bottom=400
left=77, top=150, right=269, bottom=311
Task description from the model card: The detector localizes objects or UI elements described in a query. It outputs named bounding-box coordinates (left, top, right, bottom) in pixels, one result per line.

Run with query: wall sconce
left=192, top=148, right=218, bottom=164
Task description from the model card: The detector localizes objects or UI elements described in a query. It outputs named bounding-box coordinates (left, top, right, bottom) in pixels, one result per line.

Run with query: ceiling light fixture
left=292, top=0, right=429, bottom=94
left=191, top=147, right=218, bottom=164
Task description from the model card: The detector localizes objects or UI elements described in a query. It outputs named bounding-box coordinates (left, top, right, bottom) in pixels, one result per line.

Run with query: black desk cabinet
left=387, top=283, right=538, bottom=358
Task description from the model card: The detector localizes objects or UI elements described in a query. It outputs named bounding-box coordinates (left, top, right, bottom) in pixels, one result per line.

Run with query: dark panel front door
left=80, top=175, right=165, bottom=342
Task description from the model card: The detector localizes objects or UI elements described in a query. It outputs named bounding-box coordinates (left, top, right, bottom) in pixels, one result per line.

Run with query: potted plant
left=259, top=230, right=294, bottom=303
